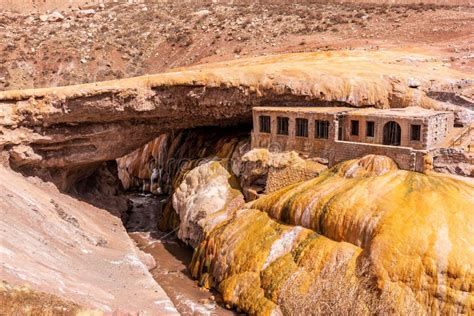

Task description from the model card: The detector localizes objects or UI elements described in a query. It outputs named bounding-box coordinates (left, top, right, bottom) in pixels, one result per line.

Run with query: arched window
left=383, top=121, right=401, bottom=146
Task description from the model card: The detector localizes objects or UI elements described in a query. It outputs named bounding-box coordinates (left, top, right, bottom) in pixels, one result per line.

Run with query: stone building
left=251, top=106, right=455, bottom=172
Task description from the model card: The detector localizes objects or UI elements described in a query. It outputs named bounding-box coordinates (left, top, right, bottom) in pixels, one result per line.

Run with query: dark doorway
left=383, top=121, right=401, bottom=146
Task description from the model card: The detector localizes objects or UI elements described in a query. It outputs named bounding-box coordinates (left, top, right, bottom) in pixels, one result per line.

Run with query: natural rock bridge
left=0, top=50, right=471, bottom=186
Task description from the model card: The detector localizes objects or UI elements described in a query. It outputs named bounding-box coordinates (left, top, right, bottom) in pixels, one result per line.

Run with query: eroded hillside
left=0, top=1, right=472, bottom=91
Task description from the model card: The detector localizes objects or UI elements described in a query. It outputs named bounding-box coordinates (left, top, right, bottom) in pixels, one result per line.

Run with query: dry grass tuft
left=279, top=258, right=425, bottom=315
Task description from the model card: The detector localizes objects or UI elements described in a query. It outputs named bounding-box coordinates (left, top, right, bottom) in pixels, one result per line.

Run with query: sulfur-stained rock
left=189, top=155, right=474, bottom=315
left=337, top=154, right=398, bottom=178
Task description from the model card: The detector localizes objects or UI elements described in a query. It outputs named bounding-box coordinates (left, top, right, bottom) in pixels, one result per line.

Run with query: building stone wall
left=251, top=107, right=455, bottom=172
left=252, top=132, right=426, bottom=171
left=341, top=114, right=429, bottom=149
left=330, top=141, right=425, bottom=171
left=427, top=113, right=454, bottom=147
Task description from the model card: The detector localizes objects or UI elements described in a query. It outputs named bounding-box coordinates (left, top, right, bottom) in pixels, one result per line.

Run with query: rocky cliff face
left=116, top=127, right=249, bottom=193
left=116, top=127, right=249, bottom=231
left=175, top=155, right=474, bottom=314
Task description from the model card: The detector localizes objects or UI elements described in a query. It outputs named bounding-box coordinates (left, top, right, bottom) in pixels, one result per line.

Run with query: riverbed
left=124, top=193, right=236, bottom=316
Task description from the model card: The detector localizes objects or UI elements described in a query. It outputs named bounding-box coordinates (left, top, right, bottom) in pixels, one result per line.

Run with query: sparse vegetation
left=279, top=258, right=425, bottom=315
left=0, top=1, right=470, bottom=91
left=0, top=281, right=82, bottom=315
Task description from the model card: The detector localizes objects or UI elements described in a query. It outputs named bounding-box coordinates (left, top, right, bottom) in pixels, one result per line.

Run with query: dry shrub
left=0, top=281, right=82, bottom=315
left=278, top=258, right=425, bottom=315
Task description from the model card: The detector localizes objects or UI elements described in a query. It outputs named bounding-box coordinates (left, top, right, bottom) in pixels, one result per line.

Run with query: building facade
left=251, top=106, right=455, bottom=172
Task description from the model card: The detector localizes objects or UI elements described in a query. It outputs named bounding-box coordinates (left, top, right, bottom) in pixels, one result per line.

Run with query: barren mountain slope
left=1, top=0, right=473, bottom=13
left=0, top=1, right=472, bottom=91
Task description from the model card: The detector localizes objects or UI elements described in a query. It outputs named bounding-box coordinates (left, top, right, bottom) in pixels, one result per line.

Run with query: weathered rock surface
left=117, top=127, right=248, bottom=193
left=431, top=147, right=474, bottom=177
left=0, top=50, right=471, bottom=188
left=173, top=161, right=244, bottom=248
left=235, top=148, right=327, bottom=199
left=116, top=127, right=248, bottom=231
left=0, top=166, right=178, bottom=314
left=189, top=155, right=474, bottom=314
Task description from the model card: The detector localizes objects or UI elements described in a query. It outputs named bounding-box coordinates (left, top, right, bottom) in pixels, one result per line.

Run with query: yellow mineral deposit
left=191, top=155, right=474, bottom=315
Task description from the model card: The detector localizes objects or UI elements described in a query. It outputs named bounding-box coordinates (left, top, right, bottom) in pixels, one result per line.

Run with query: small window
left=259, top=115, right=271, bottom=133
left=411, top=124, right=421, bottom=141
left=277, top=116, right=289, bottom=135
left=351, top=120, right=359, bottom=136
left=366, top=121, right=375, bottom=137
left=315, top=120, right=329, bottom=139
left=295, top=118, right=308, bottom=137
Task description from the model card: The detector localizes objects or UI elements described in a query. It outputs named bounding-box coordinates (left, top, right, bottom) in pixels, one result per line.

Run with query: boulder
left=39, top=11, right=65, bottom=22
left=192, top=9, right=211, bottom=17
left=172, top=161, right=244, bottom=247
left=78, top=9, right=96, bottom=17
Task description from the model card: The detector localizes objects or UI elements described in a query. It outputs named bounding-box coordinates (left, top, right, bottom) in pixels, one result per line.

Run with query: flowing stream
left=123, top=193, right=236, bottom=316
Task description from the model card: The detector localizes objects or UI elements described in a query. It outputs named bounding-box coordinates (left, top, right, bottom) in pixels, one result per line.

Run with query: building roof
left=347, top=106, right=453, bottom=119
left=253, top=106, right=452, bottom=119
left=253, top=106, right=354, bottom=114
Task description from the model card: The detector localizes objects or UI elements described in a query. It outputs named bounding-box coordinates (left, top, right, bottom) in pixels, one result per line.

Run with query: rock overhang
left=0, top=50, right=471, bottom=187
left=0, top=50, right=470, bottom=106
